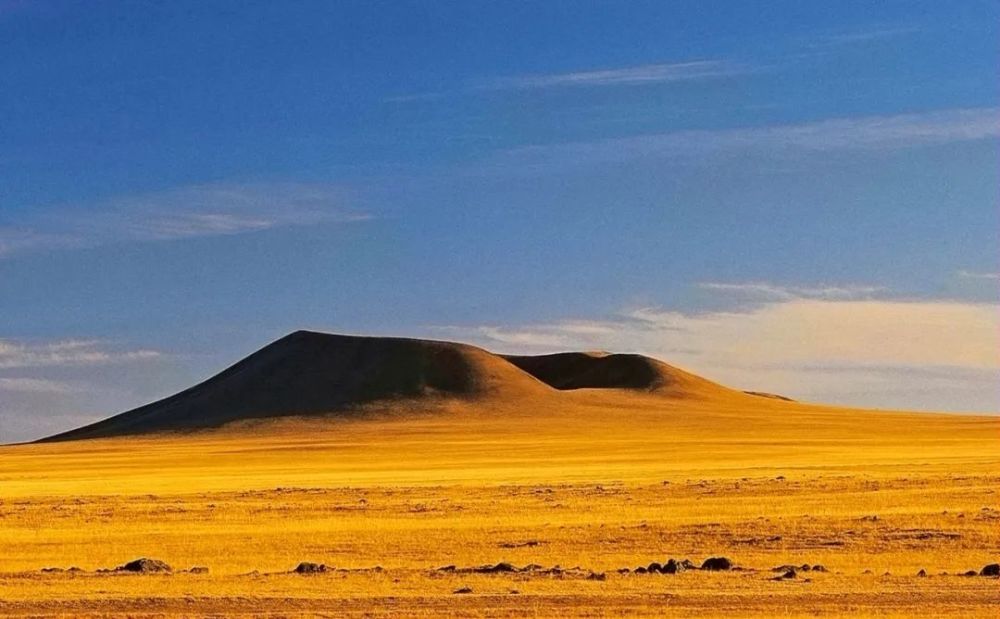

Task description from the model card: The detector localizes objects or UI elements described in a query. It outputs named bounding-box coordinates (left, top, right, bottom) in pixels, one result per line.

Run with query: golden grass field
left=1, top=388, right=998, bottom=617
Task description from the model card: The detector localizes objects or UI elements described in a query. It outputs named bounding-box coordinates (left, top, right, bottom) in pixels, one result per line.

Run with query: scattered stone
left=662, top=558, right=686, bottom=574
left=453, top=586, right=473, bottom=594
left=771, top=568, right=796, bottom=581
left=617, top=568, right=630, bottom=574
left=963, top=570, right=978, bottom=577
left=800, top=564, right=811, bottom=571
left=116, top=558, right=172, bottom=573
left=587, top=571, right=606, bottom=581
left=917, top=569, right=927, bottom=577
left=293, top=562, right=328, bottom=574
left=187, top=566, right=209, bottom=574
left=980, top=563, right=1000, bottom=577
left=812, top=564, right=827, bottom=572
left=499, top=540, right=543, bottom=548
left=635, top=566, right=648, bottom=574
left=700, top=557, right=733, bottom=571
left=647, top=562, right=663, bottom=574
left=437, top=565, right=456, bottom=572
left=474, top=562, right=517, bottom=573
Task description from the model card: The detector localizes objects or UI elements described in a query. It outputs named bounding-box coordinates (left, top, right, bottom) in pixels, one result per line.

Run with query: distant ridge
left=40, top=330, right=754, bottom=442
left=502, top=351, right=735, bottom=398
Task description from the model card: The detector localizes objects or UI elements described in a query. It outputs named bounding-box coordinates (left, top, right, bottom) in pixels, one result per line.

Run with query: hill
left=39, top=330, right=748, bottom=442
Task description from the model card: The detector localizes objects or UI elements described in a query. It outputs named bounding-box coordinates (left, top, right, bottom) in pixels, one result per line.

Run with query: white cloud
left=491, top=107, right=1000, bottom=171
left=386, top=60, right=744, bottom=103
left=698, top=281, right=884, bottom=300
left=958, top=270, right=1000, bottom=281
left=0, top=182, right=371, bottom=257
left=484, top=60, right=742, bottom=90
left=435, top=295, right=1000, bottom=413
left=0, top=377, right=76, bottom=393
left=803, top=26, right=922, bottom=48
left=0, top=339, right=162, bottom=369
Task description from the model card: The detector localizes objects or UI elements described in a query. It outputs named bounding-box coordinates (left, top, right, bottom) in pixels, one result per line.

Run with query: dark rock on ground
left=635, top=566, right=648, bottom=574
left=980, top=563, right=999, bottom=576
left=587, top=571, right=606, bottom=581
left=662, top=559, right=686, bottom=574
left=293, top=562, right=328, bottom=574
left=437, top=565, right=456, bottom=572
left=116, top=558, right=172, bottom=573
left=701, top=557, right=733, bottom=571
left=963, top=570, right=978, bottom=577
left=453, top=586, right=473, bottom=594
left=476, top=562, right=518, bottom=573
left=917, top=569, right=927, bottom=577
left=187, top=566, right=209, bottom=574
left=647, top=562, right=663, bottom=573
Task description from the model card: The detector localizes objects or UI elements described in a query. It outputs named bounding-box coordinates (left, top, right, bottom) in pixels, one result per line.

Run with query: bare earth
left=1, top=388, right=998, bottom=617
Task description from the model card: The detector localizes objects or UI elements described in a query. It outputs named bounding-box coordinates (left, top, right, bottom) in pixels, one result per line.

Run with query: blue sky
left=1, top=1, right=998, bottom=441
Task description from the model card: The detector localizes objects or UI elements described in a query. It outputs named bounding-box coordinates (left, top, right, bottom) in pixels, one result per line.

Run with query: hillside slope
left=40, top=330, right=758, bottom=442
left=41, top=331, right=551, bottom=441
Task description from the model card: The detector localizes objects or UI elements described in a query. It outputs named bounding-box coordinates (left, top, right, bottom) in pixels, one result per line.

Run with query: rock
left=477, top=562, right=517, bottom=573
left=662, top=559, right=685, bottom=574
left=700, top=557, right=733, bottom=571
left=800, top=564, right=811, bottom=571
left=453, top=586, right=473, bottom=594
left=188, top=566, right=209, bottom=574
left=293, top=562, right=328, bottom=574
left=811, top=564, right=827, bottom=572
left=980, top=563, right=1000, bottom=577
left=917, top=569, right=927, bottom=577
left=587, top=571, right=606, bottom=581
left=634, top=566, right=648, bottom=574
left=116, top=558, right=172, bottom=573
left=963, top=570, right=978, bottom=577
left=647, top=562, right=663, bottom=574
left=437, top=565, right=456, bottom=572
left=680, top=559, right=697, bottom=570
left=772, top=568, right=796, bottom=580
left=617, top=568, right=631, bottom=574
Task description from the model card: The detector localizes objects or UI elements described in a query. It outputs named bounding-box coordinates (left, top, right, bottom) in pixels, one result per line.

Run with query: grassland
left=1, top=392, right=998, bottom=617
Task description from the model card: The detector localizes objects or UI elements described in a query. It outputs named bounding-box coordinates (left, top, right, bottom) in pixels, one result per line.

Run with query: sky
left=1, top=0, right=998, bottom=442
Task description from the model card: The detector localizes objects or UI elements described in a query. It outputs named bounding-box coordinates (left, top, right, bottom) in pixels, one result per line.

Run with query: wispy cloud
left=0, top=182, right=371, bottom=258
left=0, top=339, right=162, bottom=369
left=488, top=107, right=1000, bottom=172
left=0, top=377, right=76, bottom=394
left=958, top=270, right=1000, bottom=281
left=699, top=281, right=885, bottom=301
left=484, top=60, right=743, bottom=90
left=433, top=293, right=1000, bottom=413
left=386, top=60, right=745, bottom=103
left=803, top=25, right=922, bottom=49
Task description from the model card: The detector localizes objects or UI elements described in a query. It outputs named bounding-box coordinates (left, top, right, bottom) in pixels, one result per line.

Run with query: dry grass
left=1, top=392, right=998, bottom=616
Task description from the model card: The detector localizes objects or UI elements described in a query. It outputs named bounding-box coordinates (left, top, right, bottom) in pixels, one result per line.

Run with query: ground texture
left=1, top=392, right=998, bottom=616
